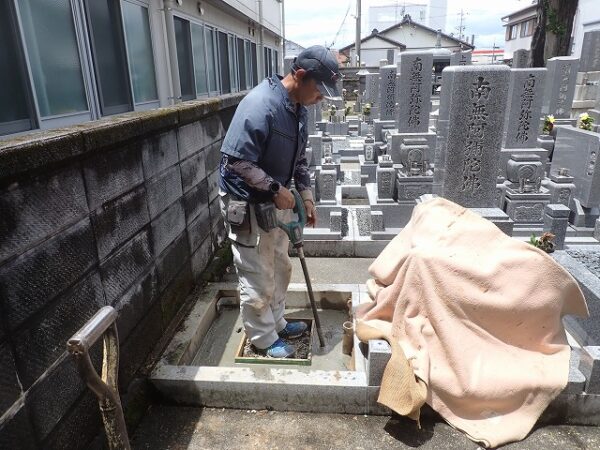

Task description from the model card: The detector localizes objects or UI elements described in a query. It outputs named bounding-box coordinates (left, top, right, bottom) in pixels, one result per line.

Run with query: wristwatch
left=269, top=181, right=281, bottom=195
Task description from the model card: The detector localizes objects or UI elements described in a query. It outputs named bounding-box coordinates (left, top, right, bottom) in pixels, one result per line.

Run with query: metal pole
left=355, top=0, right=361, bottom=66
left=297, top=247, right=325, bottom=347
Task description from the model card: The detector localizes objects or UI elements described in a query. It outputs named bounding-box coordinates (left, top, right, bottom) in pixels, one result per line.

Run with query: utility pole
left=456, top=9, right=467, bottom=42
left=355, top=0, right=361, bottom=66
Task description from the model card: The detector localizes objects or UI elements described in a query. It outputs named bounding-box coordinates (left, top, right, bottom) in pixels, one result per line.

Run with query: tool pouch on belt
left=226, top=199, right=250, bottom=232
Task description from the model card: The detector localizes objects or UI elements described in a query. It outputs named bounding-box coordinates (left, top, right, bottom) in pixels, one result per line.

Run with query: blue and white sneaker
left=278, top=321, right=308, bottom=339
left=261, top=338, right=295, bottom=358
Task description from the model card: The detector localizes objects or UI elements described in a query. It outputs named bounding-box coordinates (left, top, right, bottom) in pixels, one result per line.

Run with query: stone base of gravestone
left=372, top=119, right=396, bottom=142
left=543, top=204, right=570, bottom=249
left=359, top=157, right=378, bottom=183
left=388, top=132, right=436, bottom=165
left=595, top=218, right=600, bottom=241
left=504, top=188, right=551, bottom=224
left=543, top=172, right=576, bottom=207
left=498, top=148, right=549, bottom=179
left=569, top=198, right=600, bottom=228
left=496, top=181, right=508, bottom=209
left=371, top=210, right=385, bottom=232
left=396, top=174, right=433, bottom=202
left=469, top=207, right=514, bottom=236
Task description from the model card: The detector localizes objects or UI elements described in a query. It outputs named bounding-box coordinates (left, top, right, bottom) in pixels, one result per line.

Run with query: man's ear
left=294, top=68, right=308, bottom=80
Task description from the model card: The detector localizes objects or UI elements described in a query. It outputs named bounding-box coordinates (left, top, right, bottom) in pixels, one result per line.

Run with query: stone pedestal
left=543, top=170, right=576, bottom=207
left=504, top=187, right=551, bottom=224
left=372, top=119, right=396, bottom=141
left=376, top=156, right=397, bottom=202
left=317, top=166, right=338, bottom=205
left=396, top=173, right=433, bottom=203
left=543, top=203, right=570, bottom=250
left=595, top=218, right=600, bottom=241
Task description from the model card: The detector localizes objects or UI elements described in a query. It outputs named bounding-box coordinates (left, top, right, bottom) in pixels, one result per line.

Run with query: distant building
left=285, top=39, right=305, bottom=56
left=339, top=14, right=473, bottom=67
left=1, top=0, right=283, bottom=138
left=368, top=0, right=448, bottom=34
left=571, top=0, right=600, bottom=58
left=501, top=2, right=537, bottom=61
left=471, top=48, right=505, bottom=65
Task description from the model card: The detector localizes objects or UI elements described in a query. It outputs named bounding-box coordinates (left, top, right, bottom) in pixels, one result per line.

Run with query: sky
left=284, top=0, right=534, bottom=50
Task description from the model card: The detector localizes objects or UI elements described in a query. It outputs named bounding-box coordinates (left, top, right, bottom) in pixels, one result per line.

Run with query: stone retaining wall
left=0, top=93, right=244, bottom=449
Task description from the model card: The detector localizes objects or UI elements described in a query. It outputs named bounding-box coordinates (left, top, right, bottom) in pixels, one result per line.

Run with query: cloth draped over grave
left=356, top=197, right=588, bottom=448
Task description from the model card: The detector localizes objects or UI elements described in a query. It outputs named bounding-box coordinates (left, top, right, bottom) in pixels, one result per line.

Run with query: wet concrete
left=191, top=307, right=351, bottom=372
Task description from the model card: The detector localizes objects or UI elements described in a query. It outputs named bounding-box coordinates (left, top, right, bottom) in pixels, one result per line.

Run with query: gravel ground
left=566, top=249, right=600, bottom=277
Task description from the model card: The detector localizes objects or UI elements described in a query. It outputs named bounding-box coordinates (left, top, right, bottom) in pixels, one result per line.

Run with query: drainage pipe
left=342, top=321, right=354, bottom=355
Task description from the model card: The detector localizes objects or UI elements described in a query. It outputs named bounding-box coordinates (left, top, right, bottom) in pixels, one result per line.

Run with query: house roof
left=338, top=32, right=407, bottom=53
left=377, top=15, right=475, bottom=49
left=501, top=4, right=538, bottom=21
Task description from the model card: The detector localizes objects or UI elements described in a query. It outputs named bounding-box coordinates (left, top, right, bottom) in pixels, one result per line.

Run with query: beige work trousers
left=220, top=192, right=293, bottom=349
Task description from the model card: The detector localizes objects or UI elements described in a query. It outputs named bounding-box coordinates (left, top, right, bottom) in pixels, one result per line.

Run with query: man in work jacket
left=219, top=46, right=341, bottom=358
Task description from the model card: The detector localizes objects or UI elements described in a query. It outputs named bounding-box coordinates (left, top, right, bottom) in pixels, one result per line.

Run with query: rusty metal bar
left=67, top=306, right=130, bottom=450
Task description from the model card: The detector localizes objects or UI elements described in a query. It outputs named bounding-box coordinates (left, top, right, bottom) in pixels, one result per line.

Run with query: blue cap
left=291, top=45, right=342, bottom=99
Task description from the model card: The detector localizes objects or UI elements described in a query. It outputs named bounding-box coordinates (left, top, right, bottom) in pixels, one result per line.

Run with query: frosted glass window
left=244, top=41, right=252, bottom=89
left=228, top=35, right=237, bottom=92
left=273, top=50, right=278, bottom=75
left=85, top=0, right=132, bottom=115
left=17, top=0, right=88, bottom=117
left=0, top=1, right=34, bottom=134
left=121, top=1, right=158, bottom=103
left=191, top=23, right=208, bottom=95
left=206, top=28, right=218, bottom=92
left=174, top=17, right=195, bottom=100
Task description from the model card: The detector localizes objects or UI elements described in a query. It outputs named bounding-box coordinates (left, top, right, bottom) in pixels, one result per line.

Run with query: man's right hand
left=273, top=186, right=295, bottom=210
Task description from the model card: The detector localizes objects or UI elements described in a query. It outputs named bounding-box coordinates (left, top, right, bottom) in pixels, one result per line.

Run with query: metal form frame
left=67, top=306, right=130, bottom=450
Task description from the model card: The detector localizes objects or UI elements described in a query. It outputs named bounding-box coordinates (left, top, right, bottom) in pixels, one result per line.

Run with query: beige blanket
left=357, top=197, right=588, bottom=447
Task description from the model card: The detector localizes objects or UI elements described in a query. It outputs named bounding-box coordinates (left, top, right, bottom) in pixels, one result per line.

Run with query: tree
left=530, top=0, right=579, bottom=67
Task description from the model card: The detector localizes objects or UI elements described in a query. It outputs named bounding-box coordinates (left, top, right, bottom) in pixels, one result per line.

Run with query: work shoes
left=263, top=338, right=295, bottom=358
left=278, top=321, right=308, bottom=339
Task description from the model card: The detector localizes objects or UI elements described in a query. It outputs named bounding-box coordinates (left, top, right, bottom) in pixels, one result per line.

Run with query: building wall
left=0, top=93, right=243, bottom=450
left=1, top=0, right=281, bottom=140
left=502, top=7, right=537, bottom=60
left=385, top=26, right=463, bottom=51
left=571, top=0, right=600, bottom=58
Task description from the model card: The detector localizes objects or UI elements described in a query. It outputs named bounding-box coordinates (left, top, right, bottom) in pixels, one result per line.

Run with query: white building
left=571, top=0, right=600, bottom=58
left=368, top=0, right=448, bottom=34
left=501, top=2, right=537, bottom=61
left=1, top=0, right=283, bottom=138
left=339, top=15, right=473, bottom=67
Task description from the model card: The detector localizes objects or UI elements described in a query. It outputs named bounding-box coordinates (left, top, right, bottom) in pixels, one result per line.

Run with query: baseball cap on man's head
left=292, top=45, right=342, bottom=99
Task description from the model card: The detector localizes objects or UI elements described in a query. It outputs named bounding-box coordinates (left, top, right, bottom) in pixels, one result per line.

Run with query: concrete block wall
left=0, top=93, right=243, bottom=449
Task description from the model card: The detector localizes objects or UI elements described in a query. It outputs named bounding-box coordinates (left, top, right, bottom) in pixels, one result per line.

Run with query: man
left=219, top=46, right=341, bottom=358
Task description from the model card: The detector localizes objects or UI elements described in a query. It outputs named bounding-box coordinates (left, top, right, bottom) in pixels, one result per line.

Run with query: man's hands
left=273, top=187, right=317, bottom=227
left=304, top=199, right=317, bottom=227
left=273, top=186, right=295, bottom=210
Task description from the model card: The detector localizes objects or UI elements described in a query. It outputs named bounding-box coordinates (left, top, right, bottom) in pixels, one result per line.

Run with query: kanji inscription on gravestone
left=397, top=52, right=432, bottom=133
left=379, top=65, right=397, bottom=121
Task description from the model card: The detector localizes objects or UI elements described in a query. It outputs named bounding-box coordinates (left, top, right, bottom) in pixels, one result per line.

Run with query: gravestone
left=317, top=165, right=337, bottom=204
left=432, top=66, right=457, bottom=196
left=580, top=30, right=600, bottom=73
left=396, top=52, right=433, bottom=133
left=439, top=65, right=511, bottom=207
left=503, top=68, right=546, bottom=149
left=364, top=73, right=380, bottom=105
left=542, top=56, right=579, bottom=119
left=450, top=51, right=472, bottom=66
left=379, top=65, right=398, bottom=121
left=512, top=49, right=530, bottom=68
left=551, top=126, right=600, bottom=209
left=376, top=154, right=396, bottom=201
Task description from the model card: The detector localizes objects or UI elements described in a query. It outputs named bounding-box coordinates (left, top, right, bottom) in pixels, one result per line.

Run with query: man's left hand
left=304, top=199, right=317, bottom=227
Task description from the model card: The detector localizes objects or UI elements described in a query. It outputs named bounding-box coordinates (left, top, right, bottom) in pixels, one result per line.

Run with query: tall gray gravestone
left=450, top=51, right=472, bottom=66
left=364, top=73, right=380, bottom=104
left=396, top=51, right=433, bottom=133
left=542, top=56, right=579, bottom=118
left=439, top=65, right=511, bottom=207
left=503, top=68, right=547, bottom=149
left=379, top=65, right=398, bottom=121
left=432, top=66, right=456, bottom=195
left=580, top=30, right=600, bottom=73
left=512, top=49, right=530, bottom=68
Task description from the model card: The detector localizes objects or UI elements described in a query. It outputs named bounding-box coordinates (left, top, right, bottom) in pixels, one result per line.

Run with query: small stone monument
left=512, top=49, right=530, bottom=69
left=376, top=153, right=396, bottom=202
left=450, top=51, right=472, bottom=66
left=579, top=30, right=600, bottom=73
left=542, top=56, right=579, bottom=120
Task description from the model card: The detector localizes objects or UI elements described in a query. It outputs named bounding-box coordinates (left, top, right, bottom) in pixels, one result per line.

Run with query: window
left=17, top=0, right=89, bottom=118
left=244, top=40, right=253, bottom=89
left=205, top=27, right=218, bottom=93
left=273, top=50, right=278, bottom=75
left=0, top=1, right=35, bottom=135
left=507, top=24, right=518, bottom=40
left=237, top=38, right=246, bottom=90
left=218, top=31, right=230, bottom=93
left=191, top=23, right=208, bottom=96
left=84, top=0, right=132, bottom=116
left=174, top=17, right=195, bottom=100
left=121, top=1, right=158, bottom=104
left=520, top=18, right=536, bottom=38
left=228, top=34, right=238, bottom=92
left=251, top=42, right=258, bottom=86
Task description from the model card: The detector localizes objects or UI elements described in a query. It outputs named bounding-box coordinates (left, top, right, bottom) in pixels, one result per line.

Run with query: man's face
left=297, top=77, right=324, bottom=106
